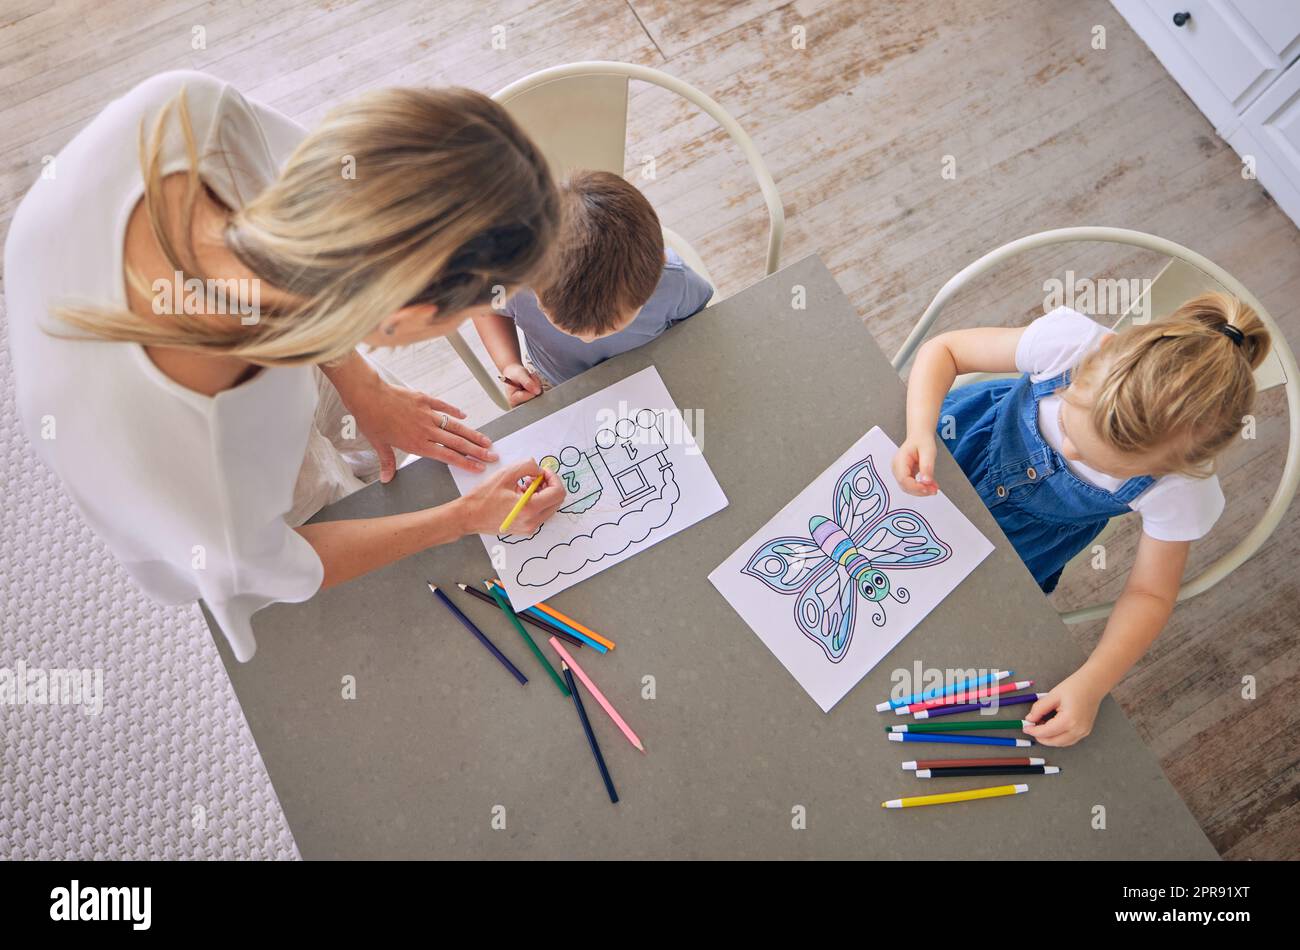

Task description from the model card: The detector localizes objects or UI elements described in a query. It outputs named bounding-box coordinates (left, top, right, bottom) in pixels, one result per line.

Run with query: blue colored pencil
left=427, top=582, right=527, bottom=686
left=563, top=662, right=618, bottom=803
left=875, top=670, right=1012, bottom=711
left=914, top=692, right=1041, bottom=719
left=520, top=605, right=607, bottom=653
left=887, top=732, right=1033, bottom=748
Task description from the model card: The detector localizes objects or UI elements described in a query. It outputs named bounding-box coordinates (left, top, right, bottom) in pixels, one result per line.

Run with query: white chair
left=892, top=227, right=1300, bottom=624
left=446, top=61, right=786, bottom=411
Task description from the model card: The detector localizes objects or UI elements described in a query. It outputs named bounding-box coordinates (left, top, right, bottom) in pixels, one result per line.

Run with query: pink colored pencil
left=548, top=637, right=645, bottom=753
left=895, top=680, right=1035, bottom=715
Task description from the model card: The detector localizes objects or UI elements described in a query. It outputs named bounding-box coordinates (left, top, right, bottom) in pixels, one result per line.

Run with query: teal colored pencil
left=888, top=719, right=1029, bottom=734
left=477, top=584, right=570, bottom=697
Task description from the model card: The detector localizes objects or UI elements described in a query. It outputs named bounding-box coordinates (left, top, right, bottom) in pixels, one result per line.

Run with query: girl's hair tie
left=1217, top=323, right=1245, bottom=347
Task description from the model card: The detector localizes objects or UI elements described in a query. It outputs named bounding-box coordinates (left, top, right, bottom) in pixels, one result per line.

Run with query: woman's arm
left=295, top=459, right=564, bottom=589
left=321, top=349, right=498, bottom=478
left=1024, top=534, right=1189, bottom=746
left=893, top=327, right=1025, bottom=495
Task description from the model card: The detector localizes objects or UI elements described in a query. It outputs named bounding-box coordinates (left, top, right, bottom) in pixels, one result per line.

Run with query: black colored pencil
left=456, top=582, right=584, bottom=647
left=916, top=765, right=1060, bottom=778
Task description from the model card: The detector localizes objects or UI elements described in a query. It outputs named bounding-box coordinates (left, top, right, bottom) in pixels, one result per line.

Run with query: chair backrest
left=1114, top=257, right=1288, bottom=391
left=896, top=227, right=1300, bottom=623
left=493, top=61, right=784, bottom=277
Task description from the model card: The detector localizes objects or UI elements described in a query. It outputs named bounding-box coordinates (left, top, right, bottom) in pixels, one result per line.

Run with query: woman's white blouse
left=4, top=70, right=325, bottom=661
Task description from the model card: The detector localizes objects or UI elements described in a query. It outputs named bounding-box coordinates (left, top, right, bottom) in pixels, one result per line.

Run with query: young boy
left=473, top=170, right=714, bottom=405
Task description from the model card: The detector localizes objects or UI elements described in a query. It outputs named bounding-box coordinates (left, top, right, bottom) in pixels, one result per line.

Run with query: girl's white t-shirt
left=1014, top=307, right=1225, bottom=543
left=4, top=70, right=325, bottom=661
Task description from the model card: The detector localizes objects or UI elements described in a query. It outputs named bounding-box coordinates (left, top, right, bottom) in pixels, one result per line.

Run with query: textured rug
left=0, top=296, right=298, bottom=860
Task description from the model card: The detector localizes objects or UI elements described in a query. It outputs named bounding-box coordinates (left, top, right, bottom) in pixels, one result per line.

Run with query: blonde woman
left=4, top=70, right=566, bottom=661
left=892, top=293, right=1270, bottom=746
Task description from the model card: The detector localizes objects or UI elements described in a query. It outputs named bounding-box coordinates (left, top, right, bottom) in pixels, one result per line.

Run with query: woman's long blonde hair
left=1067, top=292, right=1272, bottom=475
left=54, top=83, right=558, bottom=365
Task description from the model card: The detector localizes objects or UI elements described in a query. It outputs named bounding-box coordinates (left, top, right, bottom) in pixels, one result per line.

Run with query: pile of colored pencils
left=427, top=579, right=639, bottom=805
left=875, top=670, right=1061, bottom=809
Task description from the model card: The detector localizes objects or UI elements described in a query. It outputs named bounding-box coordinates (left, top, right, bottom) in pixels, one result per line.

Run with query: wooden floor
left=2, top=0, right=1296, bottom=858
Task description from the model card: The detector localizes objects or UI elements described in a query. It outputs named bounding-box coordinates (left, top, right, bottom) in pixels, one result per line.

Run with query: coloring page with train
left=709, top=427, right=994, bottom=712
left=451, top=366, right=728, bottom=612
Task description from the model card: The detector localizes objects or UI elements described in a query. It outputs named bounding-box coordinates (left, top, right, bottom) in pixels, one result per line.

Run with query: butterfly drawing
left=741, top=455, right=952, bottom=663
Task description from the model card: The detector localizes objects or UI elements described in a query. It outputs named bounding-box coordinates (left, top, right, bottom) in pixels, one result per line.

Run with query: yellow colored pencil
left=490, top=578, right=616, bottom=650
left=498, top=472, right=545, bottom=535
left=882, top=783, right=1028, bottom=809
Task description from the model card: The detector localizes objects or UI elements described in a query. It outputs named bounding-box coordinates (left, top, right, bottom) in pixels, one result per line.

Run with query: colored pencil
left=902, top=757, right=1044, bottom=770
left=563, top=662, right=618, bottom=804
left=889, top=719, right=1030, bottom=734
left=875, top=670, right=1011, bottom=712
left=518, top=606, right=607, bottom=652
left=916, top=765, right=1060, bottom=778
left=498, top=471, right=545, bottom=534
left=489, top=579, right=615, bottom=650
left=888, top=732, right=1032, bottom=748
left=457, top=584, right=585, bottom=648
left=427, top=583, right=527, bottom=685
left=481, top=584, right=569, bottom=696
left=913, top=692, right=1040, bottom=719
left=882, top=783, right=1028, bottom=809
left=895, top=680, right=1034, bottom=715
left=549, top=637, right=644, bottom=753
left=484, top=581, right=608, bottom=653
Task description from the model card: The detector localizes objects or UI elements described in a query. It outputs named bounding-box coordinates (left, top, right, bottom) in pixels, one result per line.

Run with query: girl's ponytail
left=1070, top=292, right=1272, bottom=476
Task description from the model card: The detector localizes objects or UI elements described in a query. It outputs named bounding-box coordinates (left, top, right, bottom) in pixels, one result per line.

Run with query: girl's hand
left=500, top=362, right=543, bottom=407
left=456, top=459, right=565, bottom=537
left=346, top=376, right=498, bottom=480
left=1023, top=669, right=1106, bottom=747
left=891, top=432, right=939, bottom=496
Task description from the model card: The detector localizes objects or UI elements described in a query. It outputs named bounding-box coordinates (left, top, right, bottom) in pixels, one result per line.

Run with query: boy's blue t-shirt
left=505, top=248, right=713, bottom=385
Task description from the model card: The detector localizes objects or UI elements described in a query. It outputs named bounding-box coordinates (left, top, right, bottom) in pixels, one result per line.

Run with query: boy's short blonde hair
left=536, top=170, right=663, bottom=336
left=1066, top=292, right=1271, bottom=476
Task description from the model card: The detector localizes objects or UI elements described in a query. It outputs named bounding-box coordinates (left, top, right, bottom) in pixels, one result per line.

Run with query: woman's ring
left=437, top=411, right=449, bottom=429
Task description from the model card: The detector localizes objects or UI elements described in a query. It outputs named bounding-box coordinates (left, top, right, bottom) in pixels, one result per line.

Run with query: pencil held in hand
left=498, top=456, right=559, bottom=534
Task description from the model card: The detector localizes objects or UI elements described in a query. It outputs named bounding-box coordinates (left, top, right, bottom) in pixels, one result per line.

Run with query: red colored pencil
left=895, top=680, right=1034, bottom=714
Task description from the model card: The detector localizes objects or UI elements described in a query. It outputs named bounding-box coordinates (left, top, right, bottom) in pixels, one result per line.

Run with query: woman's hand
left=1022, top=669, right=1106, bottom=747
left=891, top=432, right=939, bottom=496
left=456, top=459, right=566, bottom=536
left=339, top=369, right=499, bottom=480
left=500, top=362, right=543, bottom=407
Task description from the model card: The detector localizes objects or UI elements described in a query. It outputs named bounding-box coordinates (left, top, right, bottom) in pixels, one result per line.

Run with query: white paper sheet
left=451, top=366, right=728, bottom=611
left=709, top=427, right=994, bottom=712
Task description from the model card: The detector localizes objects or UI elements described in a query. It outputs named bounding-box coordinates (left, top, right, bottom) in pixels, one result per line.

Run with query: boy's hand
left=500, top=363, right=543, bottom=407
left=1022, top=669, right=1106, bottom=747
left=892, top=433, right=939, bottom=496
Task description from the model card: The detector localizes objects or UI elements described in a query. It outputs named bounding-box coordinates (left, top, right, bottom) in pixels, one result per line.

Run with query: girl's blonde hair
left=1067, top=292, right=1271, bottom=476
left=54, top=84, right=559, bottom=365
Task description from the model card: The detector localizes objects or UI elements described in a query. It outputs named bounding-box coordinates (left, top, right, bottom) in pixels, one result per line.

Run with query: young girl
left=893, top=293, right=1270, bottom=746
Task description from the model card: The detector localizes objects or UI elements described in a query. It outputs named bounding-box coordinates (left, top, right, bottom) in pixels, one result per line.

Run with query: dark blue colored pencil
left=427, top=582, right=527, bottom=685
left=887, top=732, right=1033, bottom=747
left=563, top=662, right=618, bottom=804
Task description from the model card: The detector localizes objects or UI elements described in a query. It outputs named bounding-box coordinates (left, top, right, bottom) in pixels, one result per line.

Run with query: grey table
left=208, top=256, right=1217, bottom=859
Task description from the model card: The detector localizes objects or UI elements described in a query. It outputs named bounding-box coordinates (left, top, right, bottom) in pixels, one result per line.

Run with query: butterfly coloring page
left=710, top=427, right=993, bottom=712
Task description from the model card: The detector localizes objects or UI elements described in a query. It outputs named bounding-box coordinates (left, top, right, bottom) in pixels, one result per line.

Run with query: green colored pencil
left=479, top=583, right=570, bottom=697
left=888, top=719, right=1029, bottom=734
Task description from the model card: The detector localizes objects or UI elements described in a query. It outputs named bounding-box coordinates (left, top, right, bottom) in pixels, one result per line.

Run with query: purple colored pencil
left=427, top=582, right=528, bottom=686
left=914, top=692, right=1042, bottom=719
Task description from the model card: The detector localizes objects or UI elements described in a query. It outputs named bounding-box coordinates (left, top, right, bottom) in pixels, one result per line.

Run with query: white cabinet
left=1114, top=0, right=1300, bottom=227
